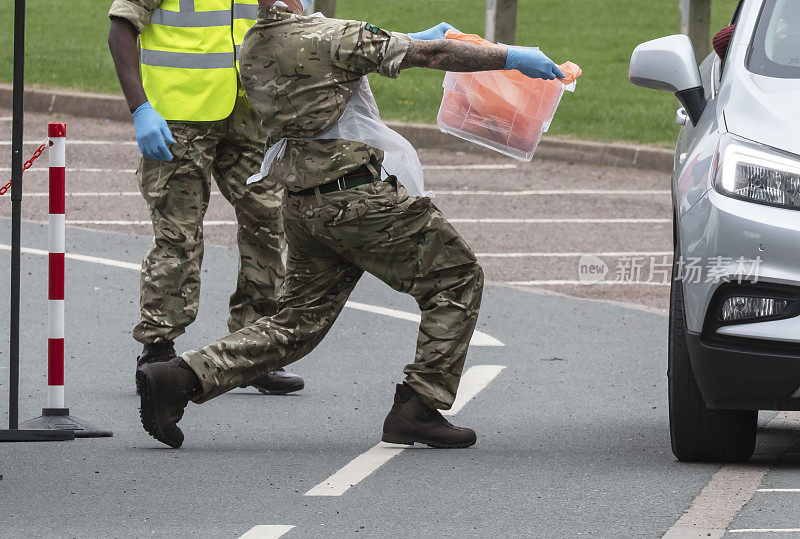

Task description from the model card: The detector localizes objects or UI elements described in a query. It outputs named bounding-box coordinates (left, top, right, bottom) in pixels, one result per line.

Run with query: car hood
left=723, top=71, right=800, bottom=157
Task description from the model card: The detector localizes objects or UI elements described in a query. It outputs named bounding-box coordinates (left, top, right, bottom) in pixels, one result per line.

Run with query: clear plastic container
left=436, top=32, right=580, bottom=162
left=438, top=68, right=576, bottom=162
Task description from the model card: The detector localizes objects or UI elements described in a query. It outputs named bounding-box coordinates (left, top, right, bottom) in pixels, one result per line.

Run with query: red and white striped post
left=18, top=123, right=112, bottom=437
left=47, top=122, right=66, bottom=410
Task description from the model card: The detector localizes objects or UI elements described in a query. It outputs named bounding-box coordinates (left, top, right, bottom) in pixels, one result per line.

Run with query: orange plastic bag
left=437, top=30, right=582, bottom=161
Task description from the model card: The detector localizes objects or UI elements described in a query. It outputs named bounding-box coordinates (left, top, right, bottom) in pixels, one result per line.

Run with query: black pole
left=0, top=0, right=73, bottom=442
left=8, top=0, right=26, bottom=431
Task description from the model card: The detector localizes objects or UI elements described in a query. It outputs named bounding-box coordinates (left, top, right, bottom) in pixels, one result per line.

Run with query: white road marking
left=476, top=251, right=672, bottom=258
left=344, top=300, right=503, bottom=347
left=662, top=466, right=767, bottom=539
left=441, top=365, right=505, bottom=417
left=450, top=218, right=670, bottom=224
left=20, top=192, right=142, bottom=198
left=55, top=219, right=670, bottom=226
left=0, top=244, right=140, bottom=270
left=509, top=280, right=671, bottom=287
left=423, top=164, right=518, bottom=170
left=304, top=442, right=409, bottom=497
left=64, top=220, right=225, bottom=225
left=0, top=140, right=138, bottom=146
left=0, top=168, right=136, bottom=173
left=239, top=525, right=295, bottom=539
left=436, top=189, right=671, bottom=196
left=0, top=117, right=12, bottom=121
left=305, top=364, right=505, bottom=497
left=729, top=530, right=800, bottom=534
left=662, top=412, right=800, bottom=539
left=0, top=245, right=503, bottom=346
left=757, top=489, right=800, bottom=492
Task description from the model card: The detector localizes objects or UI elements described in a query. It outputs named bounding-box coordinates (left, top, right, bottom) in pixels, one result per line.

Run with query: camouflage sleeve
left=108, top=0, right=161, bottom=34
left=330, top=21, right=412, bottom=79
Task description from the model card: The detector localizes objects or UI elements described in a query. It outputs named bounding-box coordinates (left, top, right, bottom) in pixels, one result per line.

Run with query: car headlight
left=715, top=135, right=800, bottom=210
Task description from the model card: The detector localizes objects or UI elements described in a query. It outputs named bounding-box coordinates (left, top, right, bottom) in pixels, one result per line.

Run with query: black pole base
left=19, top=408, right=113, bottom=438
left=0, top=428, right=75, bottom=442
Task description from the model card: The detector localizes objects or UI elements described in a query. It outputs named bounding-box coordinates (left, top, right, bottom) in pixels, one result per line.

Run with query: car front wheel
left=668, top=267, right=757, bottom=463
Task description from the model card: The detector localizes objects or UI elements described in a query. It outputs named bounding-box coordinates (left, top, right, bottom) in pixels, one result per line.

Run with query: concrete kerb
left=0, top=84, right=674, bottom=173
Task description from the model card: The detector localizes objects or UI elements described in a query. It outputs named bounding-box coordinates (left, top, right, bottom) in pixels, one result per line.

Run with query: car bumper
left=680, top=188, right=800, bottom=409
left=686, top=331, right=800, bottom=409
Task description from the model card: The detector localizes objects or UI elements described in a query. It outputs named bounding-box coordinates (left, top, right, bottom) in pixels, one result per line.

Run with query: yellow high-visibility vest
left=139, top=0, right=260, bottom=122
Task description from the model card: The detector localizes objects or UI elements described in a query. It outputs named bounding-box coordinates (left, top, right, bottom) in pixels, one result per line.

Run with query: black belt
left=293, top=164, right=377, bottom=196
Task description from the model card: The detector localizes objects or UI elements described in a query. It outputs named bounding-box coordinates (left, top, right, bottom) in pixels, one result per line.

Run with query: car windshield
left=749, top=0, right=800, bottom=77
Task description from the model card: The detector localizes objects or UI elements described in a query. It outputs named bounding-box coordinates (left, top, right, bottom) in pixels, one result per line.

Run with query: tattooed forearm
left=399, top=39, right=508, bottom=72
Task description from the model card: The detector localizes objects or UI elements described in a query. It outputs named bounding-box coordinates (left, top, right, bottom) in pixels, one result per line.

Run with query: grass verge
left=0, top=0, right=738, bottom=145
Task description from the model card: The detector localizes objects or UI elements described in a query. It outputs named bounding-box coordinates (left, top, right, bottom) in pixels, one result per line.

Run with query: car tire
left=668, top=268, right=757, bottom=463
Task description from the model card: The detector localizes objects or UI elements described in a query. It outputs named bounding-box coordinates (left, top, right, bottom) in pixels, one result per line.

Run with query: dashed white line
left=239, top=525, right=295, bottom=539
left=344, top=300, right=503, bottom=347
left=0, top=244, right=503, bottom=346
left=441, top=365, right=505, bottom=417
left=304, top=364, right=505, bottom=497
left=304, top=442, right=409, bottom=497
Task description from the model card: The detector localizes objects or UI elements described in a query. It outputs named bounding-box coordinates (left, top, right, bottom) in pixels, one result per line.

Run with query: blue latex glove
left=505, top=47, right=565, bottom=80
left=409, top=22, right=460, bottom=40
left=132, top=102, right=175, bottom=161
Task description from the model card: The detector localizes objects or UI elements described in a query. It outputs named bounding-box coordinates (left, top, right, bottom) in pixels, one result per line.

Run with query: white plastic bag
left=249, top=77, right=431, bottom=198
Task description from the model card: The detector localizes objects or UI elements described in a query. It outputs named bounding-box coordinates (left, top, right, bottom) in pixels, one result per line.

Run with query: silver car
left=629, top=0, right=800, bottom=462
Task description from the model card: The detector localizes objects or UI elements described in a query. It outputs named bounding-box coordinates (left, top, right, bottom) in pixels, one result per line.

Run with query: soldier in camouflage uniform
left=137, top=0, right=564, bottom=449
left=107, top=0, right=304, bottom=394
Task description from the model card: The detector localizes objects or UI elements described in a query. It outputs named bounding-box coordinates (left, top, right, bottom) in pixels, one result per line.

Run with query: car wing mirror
left=629, top=34, right=707, bottom=126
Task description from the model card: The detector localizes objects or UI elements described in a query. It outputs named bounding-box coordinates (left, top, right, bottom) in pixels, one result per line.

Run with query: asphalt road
left=2, top=111, right=800, bottom=537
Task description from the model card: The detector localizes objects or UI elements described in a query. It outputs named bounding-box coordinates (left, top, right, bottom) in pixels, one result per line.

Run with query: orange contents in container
left=437, top=30, right=582, bottom=161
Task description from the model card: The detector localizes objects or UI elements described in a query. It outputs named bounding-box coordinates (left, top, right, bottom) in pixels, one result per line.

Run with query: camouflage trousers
left=182, top=179, right=484, bottom=409
left=134, top=96, right=284, bottom=344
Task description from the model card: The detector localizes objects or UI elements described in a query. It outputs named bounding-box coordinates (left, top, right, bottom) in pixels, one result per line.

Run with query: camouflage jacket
left=108, top=0, right=161, bottom=33
left=239, top=6, right=412, bottom=191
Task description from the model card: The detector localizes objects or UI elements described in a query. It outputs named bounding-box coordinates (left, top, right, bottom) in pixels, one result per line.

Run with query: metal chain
left=0, top=139, right=49, bottom=196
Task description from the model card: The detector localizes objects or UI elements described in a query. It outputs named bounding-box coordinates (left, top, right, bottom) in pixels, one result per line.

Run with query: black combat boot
left=137, top=357, right=201, bottom=449
left=382, top=383, right=477, bottom=449
left=135, top=341, right=177, bottom=395
left=243, top=369, right=305, bottom=395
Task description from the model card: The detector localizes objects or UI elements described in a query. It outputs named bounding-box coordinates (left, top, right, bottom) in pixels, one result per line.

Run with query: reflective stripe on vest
left=139, top=0, right=259, bottom=122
